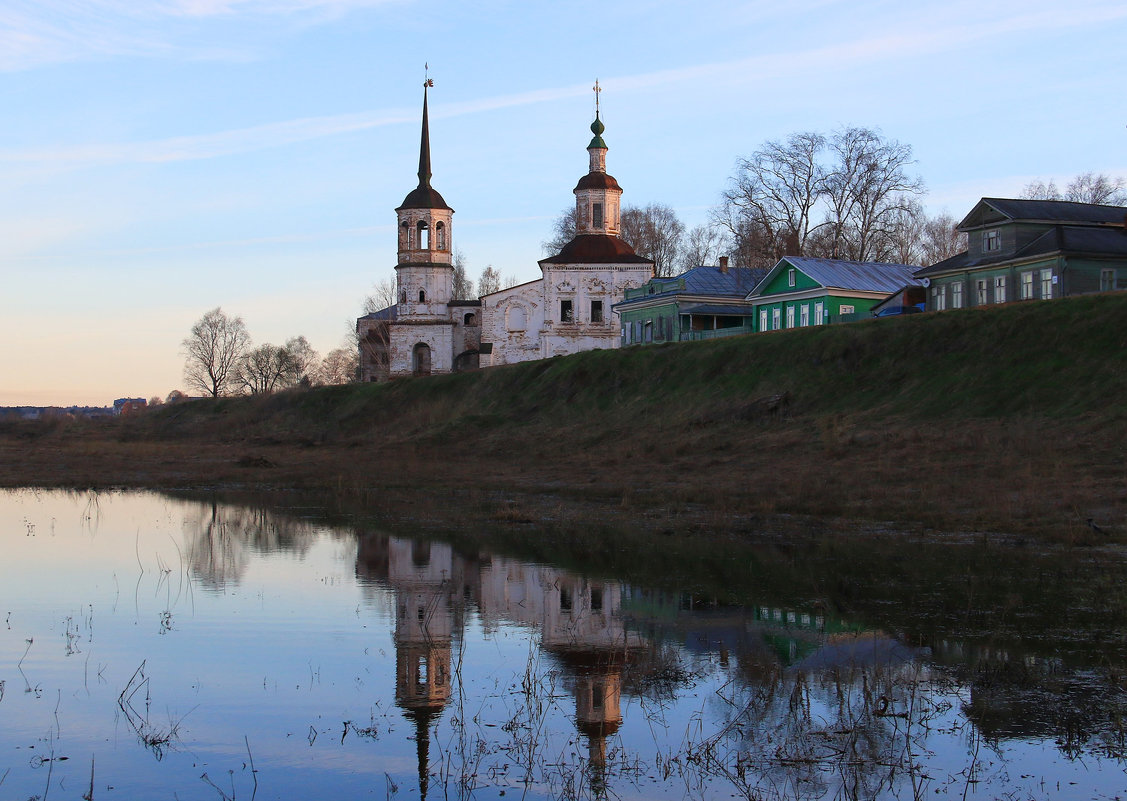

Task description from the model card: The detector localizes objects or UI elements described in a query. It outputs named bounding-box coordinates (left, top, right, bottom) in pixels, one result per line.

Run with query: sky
left=1, top=0, right=1124, bottom=406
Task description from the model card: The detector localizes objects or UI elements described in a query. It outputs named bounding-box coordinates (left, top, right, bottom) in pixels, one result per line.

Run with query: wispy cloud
left=0, top=0, right=402, bottom=71
left=2, top=1, right=1123, bottom=170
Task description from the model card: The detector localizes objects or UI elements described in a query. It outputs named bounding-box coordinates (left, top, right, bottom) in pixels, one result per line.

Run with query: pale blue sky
left=2, top=0, right=1124, bottom=405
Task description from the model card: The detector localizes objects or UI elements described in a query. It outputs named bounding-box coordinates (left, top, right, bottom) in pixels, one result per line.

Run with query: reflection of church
left=355, top=533, right=644, bottom=797
left=356, top=81, right=653, bottom=381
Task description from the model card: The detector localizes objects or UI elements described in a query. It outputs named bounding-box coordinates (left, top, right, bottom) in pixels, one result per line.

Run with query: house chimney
left=719, top=256, right=729, bottom=273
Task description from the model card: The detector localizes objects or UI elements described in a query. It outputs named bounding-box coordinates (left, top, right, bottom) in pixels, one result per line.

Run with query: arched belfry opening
left=417, top=220, right=429, bottom=250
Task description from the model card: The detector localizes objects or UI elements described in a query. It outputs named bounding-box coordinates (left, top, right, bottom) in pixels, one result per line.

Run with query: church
left=357, top=82, right=654, bottom=381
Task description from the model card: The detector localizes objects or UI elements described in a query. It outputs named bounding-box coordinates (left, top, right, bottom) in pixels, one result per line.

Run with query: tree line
left=181, top=307, right=357, bottom=398
left=542, top=127, right=1124, bottom=278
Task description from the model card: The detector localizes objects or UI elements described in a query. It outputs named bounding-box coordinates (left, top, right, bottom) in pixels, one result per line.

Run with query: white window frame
left=1040, top=270, right=1053, bottom=299
left=814, top=301, right=824, bottom=325
left=772, top=308, right=781, bottom=330
left=994, top=275, right=1007, bottom=304
left=788, top=268, right=796, bottom=287
left=759, top=309, right=768, bottom=332
left=786, top=305, right=795, bottom=329
left=1020, top=271, right=1034, bottom=300
left=932, top=285, right=946, bottom=311
left=951, top=282, right=964, bottom=309
left=983, top=230, right=1000, bottom=252
left=1101, top=269, right=1116, bottom=292
left=976, top=279, right=988, bottom=305
left=840, top=304, right=855, bottom=315
left=800, top=304, right=810, bottom=327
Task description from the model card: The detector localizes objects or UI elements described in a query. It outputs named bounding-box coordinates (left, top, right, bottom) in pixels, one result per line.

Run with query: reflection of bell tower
left=574, top=664, right=624, bottom=793
left=389, top=538, right=458, bottom=800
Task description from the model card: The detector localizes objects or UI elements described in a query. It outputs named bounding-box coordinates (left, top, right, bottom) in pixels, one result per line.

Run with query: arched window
left=507, top=306, right=527, bottom=332
left=463, top=312, right=476, bottom=325
left=417, top=221, right=429, bottom=250
left=400, top=221, right=410, bottom=249
left=435, top=222, right=446, bottom=250
left=419, top=289, right=426, bottom=303
left=400, top=290, right=407, bottom=304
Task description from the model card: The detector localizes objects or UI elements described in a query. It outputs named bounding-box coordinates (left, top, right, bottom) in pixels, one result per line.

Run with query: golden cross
left=593, top=79, right=601, bottom=114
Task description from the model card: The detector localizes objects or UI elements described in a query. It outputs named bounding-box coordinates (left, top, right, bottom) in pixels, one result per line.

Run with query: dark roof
left=358, top=304, right=398, bottom=322
left=751, top=257, right=921, bottom=297
left=960, top=198, right=1127, bottom=229
left=540, top=234, right=652, bottom=265
left=448, top=299, right=482, bottom=307
left=397, top=185, right=452, bottom=211
left=915, top=224, right=1127, bottom=277
left=574, top=172, right=622, bottom=192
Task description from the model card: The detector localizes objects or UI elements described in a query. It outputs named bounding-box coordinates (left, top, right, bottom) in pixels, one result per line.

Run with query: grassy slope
left=144, top=291, right=1127, bottom=441
left=6, top=293, right=1127, bottom=537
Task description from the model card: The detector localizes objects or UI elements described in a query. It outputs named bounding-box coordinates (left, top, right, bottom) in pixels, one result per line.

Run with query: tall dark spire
left=397, top=74, right=451, bottom=211
left=417, top=79, right=433, bottom=190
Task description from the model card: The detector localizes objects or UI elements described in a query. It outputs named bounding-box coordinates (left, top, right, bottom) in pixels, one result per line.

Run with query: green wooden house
left=915, top=198, right=1127, bottom=310
left=613, top=258, right=760, bottom=344
left=746, top=257, right=921, bottom=332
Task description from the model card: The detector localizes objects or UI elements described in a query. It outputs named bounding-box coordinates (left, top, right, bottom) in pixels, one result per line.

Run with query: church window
left=590, top=300, right=604, bottom=323
left=507, top=306, right=527, bottom=332
left=412, top=343, right=432, bottom=376
left=592, top=202, right=604, bottom=229
left=560, top=299, right=574, bottom=323
left=419, top=289, right=426, bottom=303
left=435, top=221, right=446, bottom=250
left=463, top=312, right=476, bottom=325
left=417, top=221, right=429, bottom=250
left=590, top=587, right=603, bottom=612
left=401, top=290, right=407, bottom=304
left=560, top=587, right=573, bottom=612
left=400, top=221, right=410, bottom=248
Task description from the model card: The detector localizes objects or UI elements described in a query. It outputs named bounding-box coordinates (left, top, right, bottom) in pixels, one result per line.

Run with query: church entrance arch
left=453, top=350, right=479, bottom=372
left=412, top=343, right=432, bottom=376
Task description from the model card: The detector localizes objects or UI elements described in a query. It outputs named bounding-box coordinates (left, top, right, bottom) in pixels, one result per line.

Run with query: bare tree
left=718, top=131, right=828, bottom=264
left=823, top=127, right=925, bottom=261
left=317, top=347, right=358, bottom=385
left=1021, top=173, right=1127, bottom=205
left=477, top=265, right=501, bottom=296
left=541, top=207, right=577, bottom=256
left=182, top=307, right=251, bottom=398
left=881, top=199, right=927, bottom=265
left=363, top=276, right=398, bottom=314
left=237, top=336, right=317, bottom=394
left=920, top=212, right=967, bottom=265
left=1066, top=172, right=1126, bottom=205
left=620, top=203, right=685, bottom=277
left=502, top=274, right=521, bottom=289
left=452, top=249, right=474, bottom=300
left=678, top=224, right=728, bottom=272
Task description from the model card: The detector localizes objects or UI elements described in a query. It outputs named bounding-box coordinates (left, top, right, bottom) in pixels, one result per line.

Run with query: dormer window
left=983, top=230, right=1000, bottom=252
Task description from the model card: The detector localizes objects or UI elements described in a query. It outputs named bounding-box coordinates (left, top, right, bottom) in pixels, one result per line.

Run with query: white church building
left=357, top=83, right=653, bottom=381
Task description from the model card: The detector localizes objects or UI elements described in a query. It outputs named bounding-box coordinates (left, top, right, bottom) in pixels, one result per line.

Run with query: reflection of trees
left=180, top=499, right=319, bottom=590
left=960, top=655, right=1127, bottom=759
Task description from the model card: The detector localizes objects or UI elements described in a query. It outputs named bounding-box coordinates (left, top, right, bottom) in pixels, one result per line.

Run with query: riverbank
left=4, top=293, right=1126, bottom=541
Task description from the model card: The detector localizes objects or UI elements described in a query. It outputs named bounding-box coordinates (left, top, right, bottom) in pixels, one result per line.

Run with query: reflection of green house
left=613, top=258, right=760, bottom=345
left=914, top=198, right=1127, bottom=311
left=746, top=257, right=921, bottom=332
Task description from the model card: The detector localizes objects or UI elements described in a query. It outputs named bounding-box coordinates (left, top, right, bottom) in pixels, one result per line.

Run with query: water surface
left=1, top=489, right=1125, bottom=800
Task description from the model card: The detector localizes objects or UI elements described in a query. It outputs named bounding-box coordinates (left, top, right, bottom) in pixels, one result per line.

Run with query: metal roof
left=613, top=265, right=762, bottom=309
left=960, top=198, right=1127, bottom=229
left=915, top=224, right=1127, bottom=277
left=358, top=304, right=398, bottom=322
left=751, top=257, right=922, bottom=297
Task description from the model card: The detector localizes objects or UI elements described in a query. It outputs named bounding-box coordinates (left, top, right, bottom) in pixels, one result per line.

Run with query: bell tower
left=395, top=76, right=454, bottom=319
left=573, top=80, right=622, bottom=237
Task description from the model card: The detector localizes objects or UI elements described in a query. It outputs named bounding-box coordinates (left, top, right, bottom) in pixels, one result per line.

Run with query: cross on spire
left=593, top=79, right=601, bottom=116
